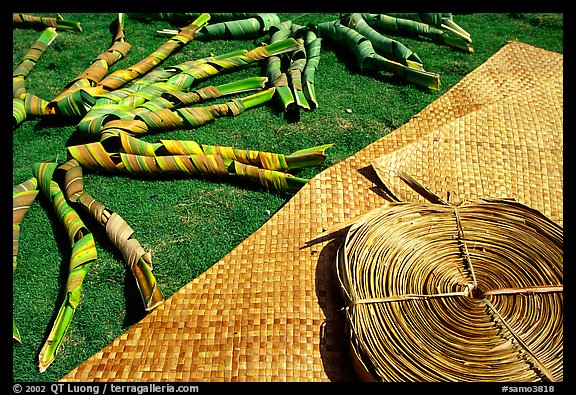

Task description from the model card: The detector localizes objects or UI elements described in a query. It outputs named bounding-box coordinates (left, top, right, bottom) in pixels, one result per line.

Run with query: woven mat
left=62, top=41, right=563, bottom=382
left=372, top=84, right=563, bottom=226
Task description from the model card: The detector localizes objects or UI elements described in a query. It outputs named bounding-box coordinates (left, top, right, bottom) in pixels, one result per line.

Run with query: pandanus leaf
left=77, top=75, right=267, bottom=136
left=12, top=27, right=58, bottom=126
left=68, top=142, right=309, bottom=194
left=316, top=20, right=440, bottom=90
left=129, top=13, right=268, bottom=24
left=384, top=13, right=472, bottom=42
left=75, top=37, right=298, bottom=134
left=13, top=98, right=26, bottom=127
left=194, top=13, right=280, bottom=40
left=383, top=13, right=452, bottom=28
left=12, top=178, right=39, bottom=272
left=265, top=22, right=296, bottom=111
left=32, top=162, right=97, bottom=373
left=93, top=13, right=210, bottom=94
left=103, top=131, right=332, bottom=172
left=286, top=25, right=311, bottom=110
left=80, top=49, right=248, bottom=116
left=68, top=131, right=331, bottom=193
left=302, top=28, right=322, bottom=110
left=46, top=13, right=131, bottom=118
left=79, top=38, right=299, bottom=124
left=13, top=13, right=82, bottom=32
left=13, top=178, right=40, bottom=342
left=131, top=76, right=269, bottom=116
left=342, top=13, right=424, bottom=69
left=13, top=27, right=58, bottom=97
left=362, top=13, right=473, bottom=52
left=82, top=88, right=275, bottom=139
left=59, top=159, right=164, bottom=311
left=132, top=38, right=299, bottom=102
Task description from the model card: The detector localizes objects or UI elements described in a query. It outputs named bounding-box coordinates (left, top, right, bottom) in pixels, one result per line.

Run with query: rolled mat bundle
left=336, top=197, right=562, bottom=382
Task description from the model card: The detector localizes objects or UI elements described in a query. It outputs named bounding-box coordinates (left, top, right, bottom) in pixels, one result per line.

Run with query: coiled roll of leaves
left=336, top=199, right=562, bottom=382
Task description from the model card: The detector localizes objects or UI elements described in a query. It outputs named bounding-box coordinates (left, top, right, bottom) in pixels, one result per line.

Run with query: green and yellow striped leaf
left=13, top=13, right=82, bottom=32
left=86, top=88, right=275, bottom=139
left=266, top=21, right=296, bottom=111
left=362, top=13, right=473, bottom=52
left=195, top=13, right=280, bottom=40
left=94, top=13, right=210, bottom=93
left=287, top=26, right=311, bottom=110
left=59, top=159, right=164, bottom=312
left=13, top=98, right=26, bottom=127
left=106, top=131, right=332, bottom=172
left=13, top=177, right=40, bottom=342
left=383, top=13, right=452, bottom=28
left=384, top=13, right=472, bottom=42
left=302, top=29, right=322, bottom=110
left=160, top=38, right=298, bottom=93
left=13, top=27, right=58, bottom=97
left=342, top=13, right=424, bottom=69
left=12, top=27, right=58, bottom=125
left=67, top=143, right=308, bottom=193
left=32, top=161, right=98, bottom=373
left=316, top=20, right=440, bottom=90
left=76, top=38, right=298, bottom=132
left=46, top=14, right=131, bottom=118
left=68, top=131, right=330, bottom=193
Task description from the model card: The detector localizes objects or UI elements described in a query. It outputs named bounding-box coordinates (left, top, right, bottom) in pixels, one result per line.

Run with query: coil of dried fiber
left=336, top=198, right=562, bottom=382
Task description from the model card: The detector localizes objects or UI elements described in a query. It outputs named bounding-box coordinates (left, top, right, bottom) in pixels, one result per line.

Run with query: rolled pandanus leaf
left=13, top=98, right=26, bottom=127
left=316, top=20, right=440, bottom=90
left=285, top=24, right=311, bottom=110
left=302, top=28, right=321, bottom=110
left=75, top=49, right=250, bottom=133
left=132, top=76, right=268, bottom=115
left=32, top=161, right=98, bottom=373
left=265, top=21, right=296, bottom=111
left=103, top=131, right=332, bottom=172
left=76, top=75, right=266, bottom=136
left=46, top=13, right=131, bottom=118
left=342, top=13, right=424, bottom=69
left=118, top=38, right=300, bottom=109
left=194, top=13, right=280, bottom=40
left=13, top=27, right=58, bottom=126
left=91, top=13, right=210, bottom=94
left=68, top=144, right=309, bottom=194
left=13, top=13, right=82, bottom=32
left=58, top=159, right=164, bottom=312
left=384, top=13, right=472, bottom=41
left=13, top=178, right=40, bottom=342
left=67, top=132, right=331, bottom=193
left=76, top=39, right=298, bottom=133
left=362, top=13, right=473, bottom=52
left=13, top=27, right=58, bottom=98
left=80, top=88, right=276, bottom=139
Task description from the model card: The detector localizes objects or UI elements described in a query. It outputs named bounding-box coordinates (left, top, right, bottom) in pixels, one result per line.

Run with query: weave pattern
left=62, top=41, right=562, bottom=382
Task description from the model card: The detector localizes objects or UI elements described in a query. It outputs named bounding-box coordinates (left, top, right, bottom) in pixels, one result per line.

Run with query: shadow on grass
left=33, top=116, right=79, bottom=131
left=77, top=205, right=151, bottom=330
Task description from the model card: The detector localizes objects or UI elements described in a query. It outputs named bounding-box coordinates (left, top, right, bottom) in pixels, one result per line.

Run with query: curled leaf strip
left=60, top=159, right=164, bottom=311
left=32, top=161, right=97, bottom=373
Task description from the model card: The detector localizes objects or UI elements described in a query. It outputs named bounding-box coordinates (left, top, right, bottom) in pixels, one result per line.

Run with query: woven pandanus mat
left=371, top=81, right=563, bottom=226
left=62, top=41, right=562, bottom=382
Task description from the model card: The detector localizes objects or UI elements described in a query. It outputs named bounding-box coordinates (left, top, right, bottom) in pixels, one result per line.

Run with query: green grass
left=12, top=13, right=563, bottom=382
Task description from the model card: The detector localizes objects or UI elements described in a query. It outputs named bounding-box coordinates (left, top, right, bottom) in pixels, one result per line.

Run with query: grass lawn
left=12, top=13, right=563, bottom=382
